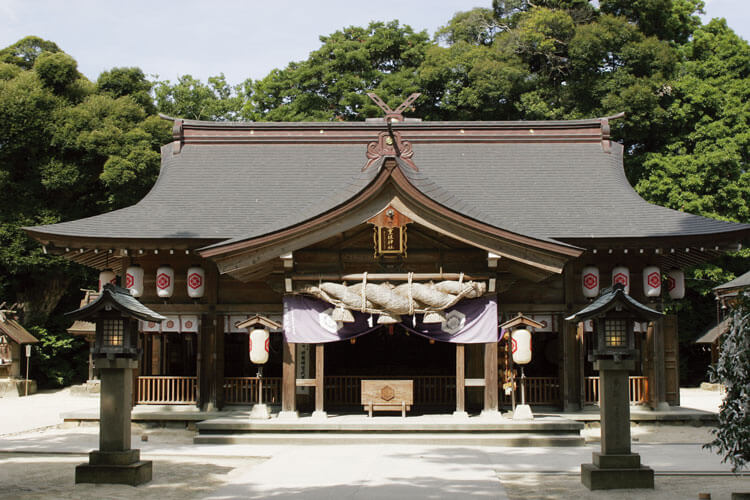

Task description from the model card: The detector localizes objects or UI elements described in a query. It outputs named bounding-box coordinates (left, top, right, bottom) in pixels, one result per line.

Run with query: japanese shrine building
left=25, top=108, right=750, bottom=415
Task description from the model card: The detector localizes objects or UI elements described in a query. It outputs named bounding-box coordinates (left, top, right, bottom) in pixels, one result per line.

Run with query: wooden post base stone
left=75, top=449, right=152, bottom=486
left=581, top=452, right=654, bottom=490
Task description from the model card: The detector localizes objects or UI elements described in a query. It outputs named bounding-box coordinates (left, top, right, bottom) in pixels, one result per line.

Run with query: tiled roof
left=714, top=270, right=750, bottom=293
left=25, top=119, right=750, bottom=246
left=66, top=284, right=166, bottom=323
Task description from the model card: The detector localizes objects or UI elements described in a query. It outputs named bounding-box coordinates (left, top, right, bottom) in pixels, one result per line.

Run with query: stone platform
left=193, top=413, right=586, bottom=447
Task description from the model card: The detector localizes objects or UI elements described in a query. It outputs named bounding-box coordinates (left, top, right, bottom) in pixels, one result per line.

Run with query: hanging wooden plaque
left=367, top=205, right=412, bottom=257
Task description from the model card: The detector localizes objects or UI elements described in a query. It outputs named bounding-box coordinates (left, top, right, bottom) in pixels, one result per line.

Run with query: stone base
left=452, top=411, right=469, bottom=419
left=311, top=410, right=328, bottom=420
left=513, top=404, right=534, bottom=421
left=75, top=449, right=152, bottom=486
left=479, top=409, right=503, bottom=420
left=249, top=404, right=271, bottom=420
left=277, top=410, right=299, bottom=420
left=581, top=463, right=654, bottom=490
left=593, top=452, right=641, bottom=468
left=0, top=378, right=37, bottom=397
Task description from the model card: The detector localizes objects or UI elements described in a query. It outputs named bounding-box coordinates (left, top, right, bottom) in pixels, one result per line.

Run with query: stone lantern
left=66, top=284, right=166, bottom=486
left=566, top=283, right=661, bottom=490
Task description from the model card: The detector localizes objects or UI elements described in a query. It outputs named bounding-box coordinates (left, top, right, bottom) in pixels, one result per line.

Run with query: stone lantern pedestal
left=581, top=359, right=654, bottom=490
left=75, top=358, right=152, bottom=486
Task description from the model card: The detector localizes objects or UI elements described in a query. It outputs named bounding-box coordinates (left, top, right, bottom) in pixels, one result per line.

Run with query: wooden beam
left=291, top=272, right=488, bottom=282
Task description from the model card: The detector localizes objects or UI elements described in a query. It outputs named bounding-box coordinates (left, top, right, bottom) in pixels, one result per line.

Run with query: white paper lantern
left=186, top=266, right=205, bottom=298
left=156, top=265, right=174, bottom=298
left=511, top=329, right=532, bottom=365
left=643, top=265, right=661, bottom=297
left=125, top=265, right=144, bottom=297
left=612, top=266, right=630, bottom=294
left=581, top=266, right=600, bottom=298
left=249, top=328, right=270, bottom=364
left=98, top=269, right=116, bottom=291
left=666, top=269, right=685, bottom=299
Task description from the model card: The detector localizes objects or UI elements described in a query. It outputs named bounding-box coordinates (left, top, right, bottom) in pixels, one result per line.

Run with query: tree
left=0, top=37, right=170, bottom=385
left=247, top=21, right=430, bottom=121
left=706, top=293, right=750, bottom=472
left=153, top=74, right=245, bottom=121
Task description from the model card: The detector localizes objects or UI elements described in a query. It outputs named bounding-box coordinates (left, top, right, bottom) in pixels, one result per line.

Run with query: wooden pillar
left=651, top=317, right=668, bottom=410
left=483, top=341, right=498, bottom=413
left=455, top=344, right=466, bottom=414
left=314, top=343, right=325, bottom=416
left=562, top=262, right=583, bottom=411
left=87, top=337, right=95, bottom=380
left=562, top=321, right=582, bottom=411
left=199, top=262, right=220, bottom=411
left=215, top=314, right=225, bottom=410
left=282, top=337, right=297, bottom=414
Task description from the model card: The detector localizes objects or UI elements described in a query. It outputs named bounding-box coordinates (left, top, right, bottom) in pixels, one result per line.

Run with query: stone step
left=194, top=432, right=585, bottom=447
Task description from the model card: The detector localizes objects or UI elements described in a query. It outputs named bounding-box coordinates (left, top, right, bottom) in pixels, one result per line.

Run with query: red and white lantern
left=249, top=328, right=270, bottom=364
left=511, top=329, right=532, bottom=365
left=156, top=265, right=174, bottom=298
left=98, top=269, right=116, bottom=291
left=643, top=265, right=661, bottom=297
left=612, top=266, right=630, bottom=294
left=125, top=265, right=144, bottom=297
left=581, top=266, right=600, bottom=298
left=666, top=269, right=685, bottom=299
left=186, top=266, right=205, bottom=298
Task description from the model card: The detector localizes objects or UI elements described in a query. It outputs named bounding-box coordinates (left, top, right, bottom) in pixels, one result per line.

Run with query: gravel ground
left=0, top=453, right=265, bottom=500
left=1, top=386, right=747, bottom=499
left=500, top=473, right=750, bottom=500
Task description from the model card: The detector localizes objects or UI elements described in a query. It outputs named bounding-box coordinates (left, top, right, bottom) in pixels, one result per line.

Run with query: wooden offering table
left=361, top=379, right=413, bottom=417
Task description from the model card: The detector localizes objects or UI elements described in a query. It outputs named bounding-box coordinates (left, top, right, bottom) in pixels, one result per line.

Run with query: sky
left=1, top=0, right=748, bottom=85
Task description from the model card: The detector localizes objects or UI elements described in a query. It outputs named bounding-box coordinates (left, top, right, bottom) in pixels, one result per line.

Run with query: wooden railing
left=585, top=376, right=649, bottom=405
left=501, top=377, right=560, bottom=405
left=137, top=376, right=197, bottom=405
left=224, top=377, right=282, bottom=405
left=324, top=375, right=456, bottom=406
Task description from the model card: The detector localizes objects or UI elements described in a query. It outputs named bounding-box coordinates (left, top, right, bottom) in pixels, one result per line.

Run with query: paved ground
left=1, top=386, right=748, bottom=499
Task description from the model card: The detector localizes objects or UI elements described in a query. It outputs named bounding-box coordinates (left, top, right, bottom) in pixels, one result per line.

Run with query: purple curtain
left=283, top=295, right=498, bottom=344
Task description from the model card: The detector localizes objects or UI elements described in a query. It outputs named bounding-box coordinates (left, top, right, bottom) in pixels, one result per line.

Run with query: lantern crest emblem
left=157, top=273, right=171, bottom=290
left=666, top=276, right=676, bottom=291
left=647, top=272, right=660, bottom=289
left=613, top=273, right=628, bottom=287
left=188, top=272, right=203, bottom=290
left=125, top=273, right=134, bottom=288
left=583, top=273, right=598, bottom=290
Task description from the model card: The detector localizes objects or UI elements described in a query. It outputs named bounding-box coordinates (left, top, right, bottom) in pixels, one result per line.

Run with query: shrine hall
left=25, top=96, right=750, bottom=418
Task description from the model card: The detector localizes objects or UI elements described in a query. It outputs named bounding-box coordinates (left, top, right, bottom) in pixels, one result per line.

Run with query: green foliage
left=0, top=36, right=61, bottom=69
left=706, top=293, right=750, bottom=472
left=248, top=21, right=430, bottom=121
left=34, top=51, right=79, bottom=93
left=634, top=19, right=750, bottom=222
left=28, top=325, right=87, bottom=387
left=153, top=74, right=245, bottom=121
left=435, top=8, right=500, bottom=46
left=97, top=67, right=155, bottom=113
left=0, top=38, right=170, bottom=387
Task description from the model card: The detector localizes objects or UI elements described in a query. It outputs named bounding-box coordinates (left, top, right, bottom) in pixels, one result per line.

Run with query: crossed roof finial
left=367, top=93, right=421, bottom=122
